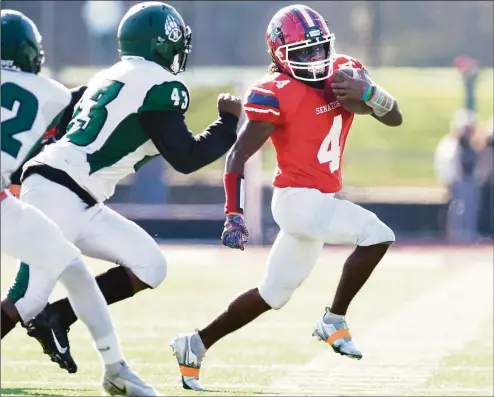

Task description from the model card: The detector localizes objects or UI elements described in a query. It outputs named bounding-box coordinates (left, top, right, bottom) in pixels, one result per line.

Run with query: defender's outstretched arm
left=140, top=110, right=238, bottom=174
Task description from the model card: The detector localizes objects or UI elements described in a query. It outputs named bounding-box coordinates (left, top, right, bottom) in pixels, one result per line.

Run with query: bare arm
left=223, top=120, right=275, bottom=214
left=371, top=100, right=403, bottom=127
left=225, top=120, right=275, bottom=174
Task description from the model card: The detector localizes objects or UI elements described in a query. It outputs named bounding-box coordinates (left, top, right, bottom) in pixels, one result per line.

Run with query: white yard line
left=272, top=262, right=493, bottom=396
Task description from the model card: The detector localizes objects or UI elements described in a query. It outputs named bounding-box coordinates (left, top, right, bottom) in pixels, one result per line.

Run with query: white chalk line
left=271, top=262, right=493, bottom=396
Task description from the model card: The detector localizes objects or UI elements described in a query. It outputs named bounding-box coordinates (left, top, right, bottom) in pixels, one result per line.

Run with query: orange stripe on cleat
left=180, top=365, right=200, bottom=377
left=326, top=328, right=351, bottom=346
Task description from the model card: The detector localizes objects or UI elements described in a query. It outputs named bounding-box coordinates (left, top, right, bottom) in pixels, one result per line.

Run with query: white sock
left=96, top=332, right=125, bottom=365
left=58, top=257, right=124, bottom=365
left=190, top=332, right=207, bottom=357
left=323, top=310, right=344, bottom=324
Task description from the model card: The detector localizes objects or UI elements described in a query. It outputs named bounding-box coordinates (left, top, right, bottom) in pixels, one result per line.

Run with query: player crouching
left=171, top=4, right=402, bottom=390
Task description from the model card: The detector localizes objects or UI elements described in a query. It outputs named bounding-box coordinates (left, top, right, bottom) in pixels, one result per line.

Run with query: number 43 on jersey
left=317, top=115, right=343, bottom=173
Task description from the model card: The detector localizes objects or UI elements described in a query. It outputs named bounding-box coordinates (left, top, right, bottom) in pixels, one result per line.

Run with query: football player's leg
left=306, top=196, right=395, bottom=315
left=272, top=187, right=395, bottom=359
left=1, top=191, right=73, bottom=339
left=48, top=204, right=167, bottom=331
left=0, top=192, right=117, bottom=371
left=171, top=230, right=323, bottom=390
left=6, top=174, right=88, bottom=366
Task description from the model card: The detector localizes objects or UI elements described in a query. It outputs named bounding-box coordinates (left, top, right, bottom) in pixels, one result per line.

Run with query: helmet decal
left=118, top=2, right=191, bottom=74
left=269, top=19, right=283, bottom=44
left=165, top=14, right=182, bottom=43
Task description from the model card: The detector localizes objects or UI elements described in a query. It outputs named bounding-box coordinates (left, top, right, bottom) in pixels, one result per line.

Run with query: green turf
left=54, top=67, right=494, bottom=187
left=419, top=316, right=494, bottom=396
left=1, top=247, right=492, bottom=396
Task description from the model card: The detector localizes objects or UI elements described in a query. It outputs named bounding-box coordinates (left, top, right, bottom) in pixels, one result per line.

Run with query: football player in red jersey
left=171, top=4, right=402, bottom=390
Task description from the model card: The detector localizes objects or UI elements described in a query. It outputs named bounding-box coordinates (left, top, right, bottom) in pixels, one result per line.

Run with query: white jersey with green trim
left=29, top=58, right=191, bottom=202
left=1, top=70, right=70, bottom=188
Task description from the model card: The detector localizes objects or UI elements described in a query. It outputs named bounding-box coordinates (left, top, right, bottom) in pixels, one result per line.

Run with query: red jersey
left=244, top=54, right=366, bottom=193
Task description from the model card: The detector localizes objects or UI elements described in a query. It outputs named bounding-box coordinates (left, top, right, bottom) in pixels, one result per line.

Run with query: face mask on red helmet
left=268, top=7, right=336, bottom=82
left=287, top=42, right=330, bottom=80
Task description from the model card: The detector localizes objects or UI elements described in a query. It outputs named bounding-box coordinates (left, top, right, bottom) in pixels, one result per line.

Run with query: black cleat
left=23, top=303, right=78, bottom=374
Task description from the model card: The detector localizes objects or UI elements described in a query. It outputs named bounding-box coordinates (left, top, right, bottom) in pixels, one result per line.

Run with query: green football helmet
left=1, top=9, right=44, bottom=74
left=118, top=2, right=192, bottom=74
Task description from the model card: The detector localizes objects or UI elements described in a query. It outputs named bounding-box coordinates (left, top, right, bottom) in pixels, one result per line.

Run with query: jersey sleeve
left=244, top=84, right=282, bottom=125
left=139, top=81, right=190, bottom=114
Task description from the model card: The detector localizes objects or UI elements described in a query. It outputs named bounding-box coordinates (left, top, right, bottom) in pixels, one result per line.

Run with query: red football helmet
left=266, top=4, right=335, bottom=82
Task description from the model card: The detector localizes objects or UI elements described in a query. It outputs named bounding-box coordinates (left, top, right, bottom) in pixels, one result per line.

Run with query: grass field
left=58, top=66, right=494, bottom=187
left=1, top=245, right=493, bottom=396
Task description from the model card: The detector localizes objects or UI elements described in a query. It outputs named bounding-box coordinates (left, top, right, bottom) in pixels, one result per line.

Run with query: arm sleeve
left=243, top=85, right=282, bottom=125
left=138, top=80, right=238, bottom=174
left=139, top=110, right=238, bottom=174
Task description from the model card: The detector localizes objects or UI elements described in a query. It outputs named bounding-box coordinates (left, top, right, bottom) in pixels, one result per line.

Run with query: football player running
left=1, top=1, right=240, bottom=375
left=0, top=10, right=157, bottom=396
left=171, top=4, right=403, bottom=390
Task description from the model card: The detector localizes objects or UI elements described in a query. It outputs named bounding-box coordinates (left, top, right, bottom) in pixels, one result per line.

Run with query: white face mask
left=275, top=33, right=335, bottom=82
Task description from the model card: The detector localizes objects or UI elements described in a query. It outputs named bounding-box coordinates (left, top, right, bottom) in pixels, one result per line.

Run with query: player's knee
left=258, top=282, right=298, bottom=310
left=359, top=215, right=395, bottom=246
left=129, top=250, right=167, bottom=289
left=150, top=254, right=167, bottom=287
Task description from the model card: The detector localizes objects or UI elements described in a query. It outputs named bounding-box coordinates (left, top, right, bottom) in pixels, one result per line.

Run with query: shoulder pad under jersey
left=96, top=59, right=191, bottom=115
left=244, top=72, right=304, bottom=124
left=31, top=74, right=72, bottom=127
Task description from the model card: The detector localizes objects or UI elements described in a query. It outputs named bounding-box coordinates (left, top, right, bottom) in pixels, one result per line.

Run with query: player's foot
left=102, top=361, right=157, bottom=396
left=23, top=303, right=78, bottom=373
left=170, top=332, right=205, bottom=391
left=312, top=308, right=363, bottom=359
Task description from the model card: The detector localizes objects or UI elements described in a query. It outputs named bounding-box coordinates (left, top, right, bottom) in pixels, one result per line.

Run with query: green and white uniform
left=1, top=71, right=82, bottom=316
left=30, top=57, right=190, bottom=201
left=15, top=58, right=185, bottom=307
left=1, top=70, right=70, bottom=188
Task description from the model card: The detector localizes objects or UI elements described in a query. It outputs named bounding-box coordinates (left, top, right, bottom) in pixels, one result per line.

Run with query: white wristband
left=365, top=85, right=395, bottom=117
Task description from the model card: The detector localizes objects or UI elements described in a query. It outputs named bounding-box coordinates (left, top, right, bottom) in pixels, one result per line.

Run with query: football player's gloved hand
left=221, top=214, right=249, bottom=251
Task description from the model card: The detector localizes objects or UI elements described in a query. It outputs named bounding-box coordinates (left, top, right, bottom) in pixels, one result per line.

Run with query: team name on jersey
left=316, top=101, right=340, bottom=115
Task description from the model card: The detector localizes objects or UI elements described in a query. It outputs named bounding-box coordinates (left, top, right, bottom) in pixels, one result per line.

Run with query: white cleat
left=170, top=333, right=205, bottom=391
left=312, top=310, right=363, bottom=360
left=102, top=361, right=157, bottom=396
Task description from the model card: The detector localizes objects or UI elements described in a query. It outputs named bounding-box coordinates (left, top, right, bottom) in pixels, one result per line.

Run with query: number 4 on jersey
left=317, top=115, right=342, bottom=173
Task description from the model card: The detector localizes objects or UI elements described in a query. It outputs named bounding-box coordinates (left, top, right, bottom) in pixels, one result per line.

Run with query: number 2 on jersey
left=317, top=115, right=342, bottom=173
left=1, top=82, right=39, bottom=158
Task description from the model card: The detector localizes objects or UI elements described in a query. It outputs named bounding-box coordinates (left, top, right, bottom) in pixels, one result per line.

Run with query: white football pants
left=258, top=187, right=395, bottom=309
left=1, top=189, right=81, bottom=279
left=10, top=174, right=167, bottom=322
